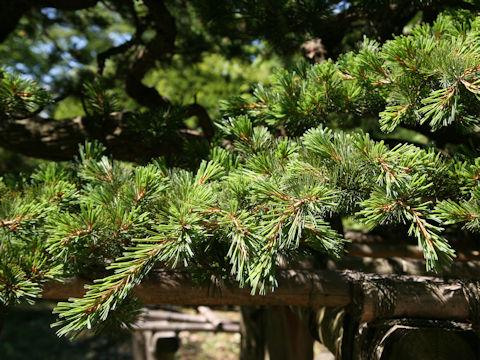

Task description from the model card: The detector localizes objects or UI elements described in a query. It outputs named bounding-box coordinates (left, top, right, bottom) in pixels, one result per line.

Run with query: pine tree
left=0, top=1, right=474, bottom=163
left=1, top=11, right=480, bottom=345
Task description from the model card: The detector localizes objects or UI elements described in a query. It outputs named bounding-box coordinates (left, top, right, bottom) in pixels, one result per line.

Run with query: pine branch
left=221, top=14, right=480, bottom=143
left=3, top=10, right=480, bottom=339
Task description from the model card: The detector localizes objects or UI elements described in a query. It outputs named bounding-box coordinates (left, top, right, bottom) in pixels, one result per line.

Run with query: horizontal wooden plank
left=132, top=319, right=241, bottom=333
left=41, top=269, right=479, bottom=323
left=41, top=269, right=351, bottom=307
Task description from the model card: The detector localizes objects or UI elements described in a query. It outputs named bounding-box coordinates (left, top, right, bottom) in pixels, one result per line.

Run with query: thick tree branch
left=124, top=0, right=176, bottom=109
left=0, top=0, right=100, bottom=42
left=0, top=113, right=200, bottom=162
left=97, top=38, right=137, bottom=75
left=125, top=49, right=171, bottom=110
left=0, top=2, right=29, bottom=43
left=120, top=0, right=214, bottom=138
left=187, top=103, right=215, bottom=139
left=36, top=0, right=99, bottom=10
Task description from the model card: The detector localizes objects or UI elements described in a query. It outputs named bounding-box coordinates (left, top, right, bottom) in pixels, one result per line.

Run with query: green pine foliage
left=0, top=68, right=52, bottom=116
left=1, top=11, right=480, bottom=337
left=222, top=11, right=480, bottom=136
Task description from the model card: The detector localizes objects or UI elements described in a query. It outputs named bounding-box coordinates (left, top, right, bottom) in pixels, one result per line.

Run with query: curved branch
left=187, top=103, right=215, bottom=139
left=36, top=0, right=99, bottom=10
left=0, top=0, right=100, bottom=42
left=0, top=1, right=29, bottom=42
left=0, top=113, right=201, bottom=162
left=125, top=48, right=171, bottom=109
left=124, top=0, right=176, bottom=109
left=97, top=38, right=136, bottom=75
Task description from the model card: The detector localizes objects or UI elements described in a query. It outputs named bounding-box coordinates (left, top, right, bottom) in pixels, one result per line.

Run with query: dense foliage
left=1, top=11, right=480, bottom=338
left=0, top=0, right=475, bottom=163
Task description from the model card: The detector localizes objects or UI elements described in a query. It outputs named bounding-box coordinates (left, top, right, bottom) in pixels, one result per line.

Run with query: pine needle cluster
left=1, top=11, right=480, bottom=337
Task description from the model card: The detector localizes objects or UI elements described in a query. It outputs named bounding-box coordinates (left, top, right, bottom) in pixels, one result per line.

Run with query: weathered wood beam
left=327, top=256, right=480, bottom=280
left=197, top=306, right=222, bottom=329
left=141, top=310, right=211, bottom=324
left=132, top=321, right=240, bottom=333
left=42, top=270, right=351, bottom=307
left=41, top=269, right=480, bottom=323
left=354, top=273, right=474, bottom=323
left=345, top=243, right=480, bottom=261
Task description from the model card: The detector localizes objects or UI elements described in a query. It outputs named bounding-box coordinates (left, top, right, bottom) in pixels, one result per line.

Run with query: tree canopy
left=1, top=0, right=480, bottom=344
left=2, top=7, right=480, bottom=339
left=0, top=0, right=476, bottom=163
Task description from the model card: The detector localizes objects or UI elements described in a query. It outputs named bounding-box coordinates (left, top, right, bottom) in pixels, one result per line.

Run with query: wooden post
left=42, top=269, right=480, bottom=359
left=240, top=307, right=266, bottom=360
left=264, top=307, right=314, bottom=360
left=131, top=330, right=179, bottom=360
left=240, top=306, right=314, bottom=360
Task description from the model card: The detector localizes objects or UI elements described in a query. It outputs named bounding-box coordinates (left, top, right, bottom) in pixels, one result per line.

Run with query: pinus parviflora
left=0, top=11, right=479, bottom=337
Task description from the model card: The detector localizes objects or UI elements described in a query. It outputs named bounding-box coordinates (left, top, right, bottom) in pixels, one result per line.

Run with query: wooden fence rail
left=42, top=269, right=480, bottom=323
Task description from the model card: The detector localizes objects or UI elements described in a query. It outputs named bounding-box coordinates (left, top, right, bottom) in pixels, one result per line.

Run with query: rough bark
left=354, top=319, right=479, bottom=360
left=42, top=269, right=351, bottom=307
left=0, top=0, right=214, bottom=161
left=317, top=309, right=480, bottom=360
left=0, top=113, right=201, bottom=162
left=326, top=256, right=480, bottom=280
